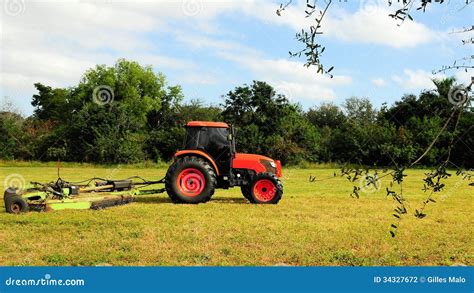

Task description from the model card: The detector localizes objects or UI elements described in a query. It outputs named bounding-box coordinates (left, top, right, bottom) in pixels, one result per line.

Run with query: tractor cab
left=182, top=121, right=235, bottom=176
left=166, top=121, right=283, bottom=204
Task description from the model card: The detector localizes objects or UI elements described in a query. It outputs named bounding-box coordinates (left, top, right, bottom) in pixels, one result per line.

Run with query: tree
left=306, top=103, right=346, bottom=162
left=222, top=81, right=320, bottom=164
left=306, top=102, right=346, bottom=129
left=343, top=97, right=377, bottom=124
left=31, top=83, right=73, bottom=122
left=379, top=77, right=473, bottom=166
left=30, top=59, right=183, bottom=163
left=0, top=111, right=23, bottom=160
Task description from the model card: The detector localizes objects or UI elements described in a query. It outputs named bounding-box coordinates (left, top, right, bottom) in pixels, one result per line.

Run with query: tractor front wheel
left=165, top=156, right=217, bottom=204
left=249, top=173, right=283, bottom=204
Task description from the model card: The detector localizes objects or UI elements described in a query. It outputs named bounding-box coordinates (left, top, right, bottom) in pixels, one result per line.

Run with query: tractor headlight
left=269, top=161, right=276, bottom=168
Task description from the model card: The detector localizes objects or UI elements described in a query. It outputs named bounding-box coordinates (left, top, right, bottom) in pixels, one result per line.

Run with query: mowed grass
left=0, top=165, right=472, bottom=266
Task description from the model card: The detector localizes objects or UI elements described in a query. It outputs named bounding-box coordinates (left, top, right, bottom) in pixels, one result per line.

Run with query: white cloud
left=174, top=34, right=258, bottom=56
left=0, top=0, right=203, bottom=110
left=372, top=78, right=387, bottom=87
left=392, top=68, right=473, bottom=94
left=241, top=1, right=438, bottom=48
left=0, top=73, right=45, bottom=95
left=181, top=73, right=218, bottom=85
left=132, top=54, right=197, bottom=70
left=219, top=52, right=352, bottom=102
left=454, top=70, right=473, bottom=86
left=324, top=5, right=437, bottom=48
left=392, top=69, right=444, bottom=90
left=171, top=29, right=349, bottom=102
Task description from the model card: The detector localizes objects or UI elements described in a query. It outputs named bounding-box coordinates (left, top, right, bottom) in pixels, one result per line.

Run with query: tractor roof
left=186, top=121, right=229, bottom=128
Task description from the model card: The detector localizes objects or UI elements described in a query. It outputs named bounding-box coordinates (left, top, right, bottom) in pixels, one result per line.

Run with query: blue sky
left=0, top=0, right=472, bottom=115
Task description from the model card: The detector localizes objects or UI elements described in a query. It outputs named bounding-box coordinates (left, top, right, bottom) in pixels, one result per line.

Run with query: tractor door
left=198, top=127, right=232, bottom=176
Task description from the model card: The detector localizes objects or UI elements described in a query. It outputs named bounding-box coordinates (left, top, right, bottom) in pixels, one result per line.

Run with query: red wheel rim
left=176, top=168, right=206, bottom=197
left=253, top=179, right=277, bottom=202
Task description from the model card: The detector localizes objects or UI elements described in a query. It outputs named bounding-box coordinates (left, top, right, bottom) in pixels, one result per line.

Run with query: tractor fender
left=173, top=150, right=220, bottom=176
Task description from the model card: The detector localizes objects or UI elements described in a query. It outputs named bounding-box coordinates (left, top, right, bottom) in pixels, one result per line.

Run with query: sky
left=0, top=0, right=472, bottom=116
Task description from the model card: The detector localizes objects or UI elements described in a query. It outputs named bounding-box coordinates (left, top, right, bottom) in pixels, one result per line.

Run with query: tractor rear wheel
left=249, top=173, right=283, bottom=204
left=5, top=195, right=29, bottom=214
left=165, top=156, right=217, bottom=204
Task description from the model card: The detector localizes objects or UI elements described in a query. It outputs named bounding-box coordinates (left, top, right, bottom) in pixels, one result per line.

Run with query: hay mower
left=4, top=121, right=283, bottom=214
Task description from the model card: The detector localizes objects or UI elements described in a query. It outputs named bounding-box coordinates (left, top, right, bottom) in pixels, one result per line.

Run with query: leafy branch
left=277, top=0, right=335, bottom=77
left=278, top=0, right=473, bottom=76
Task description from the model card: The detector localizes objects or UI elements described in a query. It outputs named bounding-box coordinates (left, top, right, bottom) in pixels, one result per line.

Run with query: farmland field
left=0, top=164, right=472, bottom=266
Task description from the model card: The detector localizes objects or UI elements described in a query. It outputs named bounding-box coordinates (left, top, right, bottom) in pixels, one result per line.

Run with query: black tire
left=249, top=173, right=283, bottom=204
left=165, top=156, right=217, bottom=204
left=241, top=185, right=251, bottom=201
left=5, top=195, right=29, bottom=214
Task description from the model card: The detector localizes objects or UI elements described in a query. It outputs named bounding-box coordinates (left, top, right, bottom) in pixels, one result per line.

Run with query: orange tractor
left=4, top=121, right=283, bottom=214
left=165, top=121, right=283, bottom=204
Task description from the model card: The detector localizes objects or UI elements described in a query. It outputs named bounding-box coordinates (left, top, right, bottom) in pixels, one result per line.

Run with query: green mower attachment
left=3, top=177, right=166, bottom=214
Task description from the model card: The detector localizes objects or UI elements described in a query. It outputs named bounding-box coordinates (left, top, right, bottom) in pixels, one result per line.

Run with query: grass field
left=0, top=164, right=472, bottom=266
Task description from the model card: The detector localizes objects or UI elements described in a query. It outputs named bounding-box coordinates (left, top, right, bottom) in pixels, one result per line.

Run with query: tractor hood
left=232, top=153, right=282, bottom=177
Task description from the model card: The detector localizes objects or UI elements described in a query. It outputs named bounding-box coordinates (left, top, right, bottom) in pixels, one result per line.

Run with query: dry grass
left=0, top=165, right=472, bottom=266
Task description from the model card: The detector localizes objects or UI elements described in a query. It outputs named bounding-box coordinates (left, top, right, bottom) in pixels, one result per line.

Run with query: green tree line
left=1, top=59, right=472, bottom=167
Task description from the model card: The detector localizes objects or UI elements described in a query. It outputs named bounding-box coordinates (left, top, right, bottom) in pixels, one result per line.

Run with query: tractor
left=3, top=121, right=283, bottom=214
left=165, top=121, right=283, bottom=204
